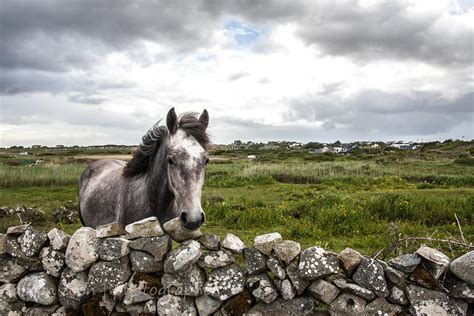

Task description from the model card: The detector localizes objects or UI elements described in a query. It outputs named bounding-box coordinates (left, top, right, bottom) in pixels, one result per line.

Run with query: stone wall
left=0, top=216, right=472, bottom=315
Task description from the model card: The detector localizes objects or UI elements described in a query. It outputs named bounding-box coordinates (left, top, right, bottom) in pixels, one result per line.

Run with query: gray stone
left=449, top=251, right=474, bottom=285
left=406, top=284, right=462, bottom=315
left=162, top=264, right=206, bottom=296
left=7, top=224, right=30, bottom=235
left=253, top=232, right=282, bottom=255
left=157, top=294, right=197, bottom=316
left=98, top=237, right=130, bottom=261
left=198, top=233, right=220, bottom=250
left=243, top=247, right=267, bottom=275
left=65, top=227, right=99, bottom=272
left=273, top=240, right=301, bottom=265
left=353, top=257, right=389, bottom=297
left=416, top=245, right=450, bottom=280
left=221, top=233, right=245, bottom=253
left=298, top=246, right=340, bottom=280
left=384, top=264, right=407, bottom=288
left=164, top=240, right=202, bottom=273
left=285, top=261, right=310, bottom=295
left=130, top=249, right=164, bottom=273
left=365, top=297, right=402, bottom=315
left=47, top=228, right=70, bottom=251
left=25, top=305, right=61, bottom=315
left=6, top=236, right=43, bottom=271
left=338, top=247, right=363, bottom=275
left=18, top=226, right=48, bottom=257
left=280, top=279, right=296, bottom=300
left=95, top=221, right=125, bottom=238
left=0, top=299, right=25, bottom=314
left=203, top=264, right=245, bottom=301
left=329, top=293, right=366, bottom=314
left=307, top=279, right=340, bottom=305
left=0, top=233, right=6, bottom=256
left=246, top=273, right=278, bottom=304
left=389, top=253, right=421, bottom=273
left=333, top=277, right=376, bottom=300
left=111, top=283, right=127, bottom=301
left=58, top=267, right=89, bottom=309
left=39, top=246, right=65, bottom=277
left=129, top=235, right=171, bottom=261
left=117, top=299, right=157, bottom=314
left=248, top=297, right=323, bottom=315
left=388, top=285, right=409, bottom=305
left=124, top=216, right=164, bottom=239
left=0, top=283, right=18, bottom=302
left=444, top=275, right=474, bottom=303
left=123, top=272, right=162, bottom=305
left=267, top=254, right=286, bottom=279
left=0, top=257, right=27, bottom=283
left=17, top=272, right=58, bottom=305
left=199, top=249, right=235, bottom=269
left=195, top=295, right=222, bottom=315
left=88, top=256, right=132, bottom=293
left=163, top=217, right=202, bottom=242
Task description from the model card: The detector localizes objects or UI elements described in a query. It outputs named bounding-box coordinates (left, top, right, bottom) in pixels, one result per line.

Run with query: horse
left=78, top=108, right=210, bottom=231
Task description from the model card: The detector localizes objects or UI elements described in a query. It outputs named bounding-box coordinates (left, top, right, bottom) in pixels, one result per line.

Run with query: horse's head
left=165, top=108, right=209, bottom=230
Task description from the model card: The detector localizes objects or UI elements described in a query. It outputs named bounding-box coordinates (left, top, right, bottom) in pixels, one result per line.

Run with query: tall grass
left=0, top=164, right=86, bottom=188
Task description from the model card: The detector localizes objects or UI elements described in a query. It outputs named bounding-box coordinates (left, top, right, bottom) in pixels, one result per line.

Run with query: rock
left=65, top=227, right=99, bottom=272
left=384, top=264, right=407, bottom=288
left=279, top=279, right=296, bottom=300
left=273, top=240, right=301, bottom=265
left=81, top=293, right=115, bottom=315
left=18, top=226, right=48, bottom=257
left=123, top=272, right=162, bottom=305
left=298, top=246, right=340, bottom=280
left=329, top=293, right=366, bottom=314
left=286, top=261, right=310, bottom=295
left=98, top=237, right=130, bottom=261
left=203, top=264, right=245, bottom=301
left=111, top=283, right=127, bottom=301
left=198, top=233, right=220, bottom=250
left=388, top=285, right=409, bottom=305
left=157, top=294, right=197, bottom=316
left=0, top=233, right=6, bottom=256
left=406, top=284, right=462, bottom=315
left=0, top=299, right=25, bottom=314
left=253, top=232, right=282, bottom=255
left=220, top=290, right=254, bottom=315
left=338, top=247, right=363, bottom=275
left=0, top=283, right=18, bottom=302
left=0, top=257, right=27, bottom=283
left=124, top=216, right=163, bottom=239
left=246, top=273, right=278, bottom=304
left=164, top=240, right=202, bottom=273
left=248, top=297, right=323, bottom=315
left=58, top=268, right=89, bottom=309
left=198, top=249, right=235, bottom=269
left=7, top=224, right=30, bottom=235
left=267, top=254, right=286, bottom=279
left=39, top=246, right=65, bottom=277
left=364, top=297, right=402, bottom=315
left=95, top=221, right=125, bottom=238
left=449, top=251, right=474, bottom=285
left=6, top=236, right=43, bottom=271
left=243, top=247, right=267, bottom=275
left=221, top=233, right=245, bottom=253
left=409, top=264, right=440, bottom=289
left=52, top=306, right=67, bottom=316
left=162, top=265, right=206, bottom=296
left=25, top=305, right=61, bottom=315
left=88, top=257, right=132, bottom=293
left=130, top=249, right=164, bottom=273
left=163, top=217, right=202, bottom=242
left=389, top=253, right=421, bottom=273
left=195, top=295, right=222, bottom=315
left=47, top=228, right=70, bottom=251
left=352, top=257, right=389, bottom=297
left=307, top=279, right=340, bottom=305
left=17, top=272, right=58, bottom=305
left=333, top=277, right=376, bottom=300
left=444, top=275, right=474, bottom=302
left=117, top=299, right=157, bottom=314
left=416, top=246, right=450, bottom=280
left=129, top=235, right=171, bottom=261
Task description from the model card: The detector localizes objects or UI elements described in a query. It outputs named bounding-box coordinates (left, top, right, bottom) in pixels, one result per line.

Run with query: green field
left=1, top=141, right=473, bottom=259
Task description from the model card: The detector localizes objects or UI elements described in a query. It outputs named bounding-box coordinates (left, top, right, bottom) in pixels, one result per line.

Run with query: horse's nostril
left=180, top=212, right=188, bottom=223
left=201, top=213, right=205, bottom=224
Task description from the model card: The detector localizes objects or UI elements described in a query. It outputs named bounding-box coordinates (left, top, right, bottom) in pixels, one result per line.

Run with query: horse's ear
left=166, top=107, right=178, bottom=134
left=199, top=109, right=209, bottom=130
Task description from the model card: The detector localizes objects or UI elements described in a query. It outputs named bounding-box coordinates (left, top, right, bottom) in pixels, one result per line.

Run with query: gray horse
left=78, top=108, right=210, bottom=230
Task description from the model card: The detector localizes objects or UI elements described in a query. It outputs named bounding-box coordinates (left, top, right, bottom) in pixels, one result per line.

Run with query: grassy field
left=1, top=142, right=473, bottom=259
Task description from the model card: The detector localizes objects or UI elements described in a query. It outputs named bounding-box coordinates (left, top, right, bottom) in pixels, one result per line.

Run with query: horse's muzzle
left=179, top=210, right=205, bottom=231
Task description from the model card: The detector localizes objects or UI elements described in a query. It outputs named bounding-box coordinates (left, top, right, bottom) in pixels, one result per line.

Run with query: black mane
left=123, top=112, right=210, bottom=177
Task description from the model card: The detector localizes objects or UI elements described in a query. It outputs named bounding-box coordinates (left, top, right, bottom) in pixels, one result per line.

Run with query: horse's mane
left=123, top=112, right=210, bottom=177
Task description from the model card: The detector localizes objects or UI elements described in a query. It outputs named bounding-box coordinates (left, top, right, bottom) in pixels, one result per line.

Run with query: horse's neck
left=146, top=159, right=175, bottom=215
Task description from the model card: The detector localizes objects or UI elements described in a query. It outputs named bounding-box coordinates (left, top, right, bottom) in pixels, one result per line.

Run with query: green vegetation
left=0, top=141, right=473, bottom=258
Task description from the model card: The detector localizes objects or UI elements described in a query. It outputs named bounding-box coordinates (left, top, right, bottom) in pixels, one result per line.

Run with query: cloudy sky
left=0, top=0, right=473, bottom=146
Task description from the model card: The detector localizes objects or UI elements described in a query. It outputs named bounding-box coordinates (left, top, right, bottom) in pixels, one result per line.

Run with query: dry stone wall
left=0, top=217, right=473, bottom=315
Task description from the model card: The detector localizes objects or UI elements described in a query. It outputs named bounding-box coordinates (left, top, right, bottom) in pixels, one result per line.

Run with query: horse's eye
left=167, top=157, right=175, bottom=165
left=205, top=157, right=209, bottom=165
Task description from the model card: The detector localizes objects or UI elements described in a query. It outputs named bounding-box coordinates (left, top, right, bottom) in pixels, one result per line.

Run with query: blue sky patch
left=224, top=19, right=263, bottom=46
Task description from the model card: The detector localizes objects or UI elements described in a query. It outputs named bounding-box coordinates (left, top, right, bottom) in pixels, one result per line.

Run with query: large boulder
left=243, top=247, right=267, bottom=275
left=449, top=251, right=474, bottom=285
left=352, top=257, right=389, bottom=297
left=88, top=257, right=132, bottom=293
left=273, top=240, right=301, bottom=265
left=65, top=227, right=99, bottom=272
left=253, top=232, right=282, bottom=255
left=338, top=247, right=363, bottom=275
left=58, top=267, right=89, bottom=309
left=47, top=228, right=70, bottom=251
left=17, top=272, right=58, bottom=305
left=203, top=264, right=245, bottom=301
left=162, top=264, right=206, bottom=296
left=221, top=233, right=245, bottom=253
left=124, top=216, right=163, bottom=239
left=18, top=226, right=49, bottom=257
left=298, top=246, right=340, bottom=279
left=164, top=240, right=202, bottom=273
